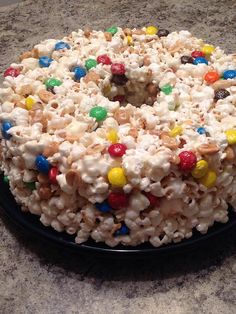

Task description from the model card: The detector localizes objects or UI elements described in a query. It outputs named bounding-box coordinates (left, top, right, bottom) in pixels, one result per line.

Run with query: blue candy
left=95, top=201, right=112, bottom=213
left=193, top=57, right=208, bottom=65
left=73, top=66, right=86, bottom=81
left=39, top=56, right=53, bottom=68
left=55, top=41, right=70, bottom=50
left=114, top=224, right=129, bottom=236
left=223, top=70, right=236, bottom=80
left=35, top=155, right=51, bottom=174
left=197, top=127, right=206, bottom=135
left=1, top=121, right=13, bottom=140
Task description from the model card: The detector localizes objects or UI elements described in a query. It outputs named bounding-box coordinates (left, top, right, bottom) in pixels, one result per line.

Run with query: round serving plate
left=1, top=174, right=236, bottom=258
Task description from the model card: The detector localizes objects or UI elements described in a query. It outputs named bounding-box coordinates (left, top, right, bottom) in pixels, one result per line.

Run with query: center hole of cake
left=103, top=77, right=159, bottom=107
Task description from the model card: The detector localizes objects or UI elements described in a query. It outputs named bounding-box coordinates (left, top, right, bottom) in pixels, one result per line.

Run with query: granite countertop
left=0, top=1, right=236, bottom=313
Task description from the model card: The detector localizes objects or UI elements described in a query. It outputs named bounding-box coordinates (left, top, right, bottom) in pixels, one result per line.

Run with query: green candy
left=45, top=78, right=62, bottom=89
left=85, top=59, right=98, bottom=71
left=161, top=84, right=173, bottom=95
left=3, top=176, right=9, bottom=184
left=105, top=26, right=118, bottom=36
left=89, top=106, right=107, bottom=122
left=25, top=181, right=36, bottom=190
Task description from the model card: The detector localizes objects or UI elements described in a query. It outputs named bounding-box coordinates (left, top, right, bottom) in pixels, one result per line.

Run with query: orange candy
left=204, top=71, right=220, bottom=83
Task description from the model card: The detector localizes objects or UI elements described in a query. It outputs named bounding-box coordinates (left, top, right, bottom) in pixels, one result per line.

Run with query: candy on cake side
left=0, top=26, right=236, bottom=247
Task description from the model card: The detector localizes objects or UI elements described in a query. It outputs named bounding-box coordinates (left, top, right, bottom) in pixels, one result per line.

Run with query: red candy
left=107, top=192, right=129, bottom=209
left=143, top=192, right=160, bottom=207
left=113, top=95, right=125, bottom=103
left=108, top=143, right=127, bottom=157
left=191, top=51, right=205, bottom=58
left=4, top=67, right=20, bottom=78
left=111, top=63, right=126, bottom=75
left=178, top=151, right=197, bottom=171
left=97, top=54, right=112, bottom=65
left=49, top=166, right=59, bottom=185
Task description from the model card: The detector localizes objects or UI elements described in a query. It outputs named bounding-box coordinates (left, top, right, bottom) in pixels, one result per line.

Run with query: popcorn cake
left=0, top=26, right=236, bottom=247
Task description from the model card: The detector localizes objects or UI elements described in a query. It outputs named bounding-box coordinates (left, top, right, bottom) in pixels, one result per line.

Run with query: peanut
left=38, top=90, right=54, bottom=103
left=84, top=26, right=92, bottom=38
left=225, top=146, right=235, bottom=161
left=43, top=142, right=59, bottom=157
left=83, top=71, right=100, bottom=84
left=104, top=32, right=112, bottom=41
left=65, top=170, right=79, bottom=186
left=146, top=83, right=158, bottom=95
left=38, top=186, right=52, bottom=200
left=123, top=28, right=132, bottom=36
left=143, top=55, right=151, bottom=66
left=37, top=174, right=50, bottom=184
left=161, top=134, right=178, bottom=149
left=197, top=143, right=220, bottom=155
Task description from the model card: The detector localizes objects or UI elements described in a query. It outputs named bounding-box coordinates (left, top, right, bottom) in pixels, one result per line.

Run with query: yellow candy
left=202, top=44, right=215, bottom=55
left=199, top=170, right=217, bottom=188
left=225, top=129, right=236, bottom=145
left=145, top=26, right=158, bottom=35
left=191, top=160, right=209, bottom=179
left=169, top=126, right=183, bottom=137
left=108, top=167, right=127, bottom=187
left=107, top=129, right=119, bottom=143
left=25, top=96, right=35, bottom=110
left=127, top=35, right=133, bottom=45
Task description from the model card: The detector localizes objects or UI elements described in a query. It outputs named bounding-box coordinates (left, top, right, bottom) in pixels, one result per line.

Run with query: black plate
left=1, top=174, right=236, bottom=257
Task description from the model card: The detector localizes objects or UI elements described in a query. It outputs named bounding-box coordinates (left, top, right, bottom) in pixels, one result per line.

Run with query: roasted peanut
left=38, top=186, right=52, bottom=200
left=38, top=90, right=54, bottom=103
left=225, top=146, right=235, bottom=161
left=161, top=134, right=178, bottom=149
left=104, top=32, right=112, bottom=41
left=65, top=170, right=79, bottom=186
left=43, top=142, right=59, bottom=157
left=83, top=71, right=100, bottom=84
left=197, top=143, right=220, bottom=155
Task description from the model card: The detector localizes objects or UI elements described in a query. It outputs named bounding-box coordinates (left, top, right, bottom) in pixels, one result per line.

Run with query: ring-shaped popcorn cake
left=1, top=26, right=236, bottom=247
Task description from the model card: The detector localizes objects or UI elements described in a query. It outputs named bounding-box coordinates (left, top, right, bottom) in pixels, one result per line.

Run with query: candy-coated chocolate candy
left=114, top=223, right=129, bottom=236
left=89, top=106, right=107, bottom=121
left=191, top=50, right=205, bottom=58
left=180, top=55, right=194, bottom=64
left=25, top=181, right=36, bottom=190
left=111, top=74, right=128, bottom=86
left=178, top=151, right=197, bottom=172
left=108, top=167, right=127, bottom=187
left=161, top=84, right=173, bottom=95
left=157, top=29, right=169, bottom=37
left=108, top=143, right=127, bottom=157
left=169, top=126, right=183, bottom=137
left=39, top=56, right=53, bottom=68
left=1, top=121, right=13, bottom=140
left=197, top=127, right=207, bottom=135
left=107, top=192, right=129, bottom=209
left=193, top=57, right=208, bottom=65
left=199, top=170, right=217, bottom=188
left=143, top=192, right=160, bottom=207
left=97, top=54, right=112, bottom=65
left=107, top=129, right=119, bottom=143
left=145, top=26, right=158, bottom=35
left=85, top=58, right=98, bottom=70
left=204, top=71, right=220, bottom=83
left=49, top=167, right=59, bottom=185
left=4, top=67, right=20, bottom=78
left=54, top=41, right=70, bottom=50
left=105, top=26, right=118, bottom=35
left=202, top=44, right=215, bottom=55
left=111, top=63, right=125, bottom=75
left=95, top=201, right=112, bottom=213
left=45, top=78, right=62, bottom=89
left=35, top=155, right=51, bottom=174
left=223, top=70, right=236, bottom=80
left=25, top=96, right=35, bottom=110
left=73, top=66, right=86, bottom=81
left=112, top=95, right=125, bottom=103
left=3, top=176, right=9, bottom=184
left=191, top=160, right=209, bottom=179
left=126, top=35, right=133, bottom=45
left=225, top=129, right=236, bottom=145
left=214, top=89, right=230, bottom=101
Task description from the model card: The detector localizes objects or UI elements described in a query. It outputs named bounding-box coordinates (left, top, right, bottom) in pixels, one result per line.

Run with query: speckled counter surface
left=0, top=1, right=236, bottom=313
